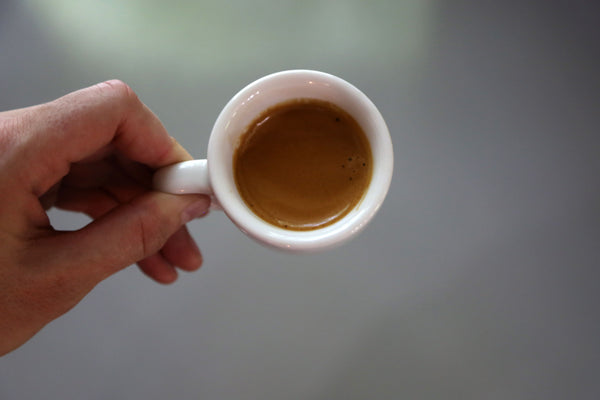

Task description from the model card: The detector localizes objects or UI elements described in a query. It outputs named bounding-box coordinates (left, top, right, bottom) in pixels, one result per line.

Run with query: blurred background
left=1, top=0, right=599, bottom=398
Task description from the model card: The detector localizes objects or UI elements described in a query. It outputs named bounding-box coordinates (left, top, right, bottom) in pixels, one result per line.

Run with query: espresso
left=233, top=99, right=372, bottom=231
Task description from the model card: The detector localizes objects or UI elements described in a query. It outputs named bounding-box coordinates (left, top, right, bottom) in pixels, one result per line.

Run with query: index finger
left=21, top=80, right=191, bottom=196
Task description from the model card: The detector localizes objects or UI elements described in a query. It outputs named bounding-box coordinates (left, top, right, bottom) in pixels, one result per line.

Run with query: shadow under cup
left=207, top=70, right=393, bottom=252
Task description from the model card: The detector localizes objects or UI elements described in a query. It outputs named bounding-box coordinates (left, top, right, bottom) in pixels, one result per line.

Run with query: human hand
left=0, top=80, right=210, bottom=356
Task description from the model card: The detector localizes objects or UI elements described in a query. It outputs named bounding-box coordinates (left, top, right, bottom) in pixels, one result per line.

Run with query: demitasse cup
left=153, top=70, right=393, bottom=252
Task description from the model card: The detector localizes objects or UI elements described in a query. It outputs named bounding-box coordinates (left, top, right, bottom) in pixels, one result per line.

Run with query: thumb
left=51, top=192, right=210, bottom=283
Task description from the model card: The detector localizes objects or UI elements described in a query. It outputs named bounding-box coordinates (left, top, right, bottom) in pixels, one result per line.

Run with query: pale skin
left=0, top=80, right=210, bottom=356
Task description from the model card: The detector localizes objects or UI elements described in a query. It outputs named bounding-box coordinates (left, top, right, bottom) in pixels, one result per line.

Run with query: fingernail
left=181, top=198, right=210, bottom=224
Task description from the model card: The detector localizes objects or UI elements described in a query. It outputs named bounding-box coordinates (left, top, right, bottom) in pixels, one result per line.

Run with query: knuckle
left=96, top=79, right=140, bottom=106
left=131, top=201, right=173, bottom=259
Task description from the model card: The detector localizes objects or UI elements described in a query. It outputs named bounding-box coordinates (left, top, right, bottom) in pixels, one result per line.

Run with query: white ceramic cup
left=153, top=70, right=393, bottom=252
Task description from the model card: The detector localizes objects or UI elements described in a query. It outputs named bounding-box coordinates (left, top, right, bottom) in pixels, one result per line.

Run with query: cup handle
left=153, top=160, right=223, bottom=210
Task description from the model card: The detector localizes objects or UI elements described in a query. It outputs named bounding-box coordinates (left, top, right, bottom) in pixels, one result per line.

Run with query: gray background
left=1, top=1, right=599, bottom=399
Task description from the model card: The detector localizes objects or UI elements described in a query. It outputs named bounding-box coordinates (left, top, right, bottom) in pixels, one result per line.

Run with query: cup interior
left=207, top=70, right=393, bottom=251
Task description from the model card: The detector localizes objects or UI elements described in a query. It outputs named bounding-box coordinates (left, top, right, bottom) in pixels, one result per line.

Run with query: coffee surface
left=233, top=99, right=372, bottom=231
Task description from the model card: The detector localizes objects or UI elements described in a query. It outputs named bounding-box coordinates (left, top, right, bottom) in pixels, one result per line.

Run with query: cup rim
left=207, top=69, right=393, bottom=252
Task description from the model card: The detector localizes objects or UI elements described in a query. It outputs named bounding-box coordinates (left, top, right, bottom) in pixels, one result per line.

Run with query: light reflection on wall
left=23, top=0, right=434, bottom=80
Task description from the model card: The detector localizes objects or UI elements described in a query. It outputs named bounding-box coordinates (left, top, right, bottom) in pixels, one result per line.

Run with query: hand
left=0, top=80, right=210, bottom=356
